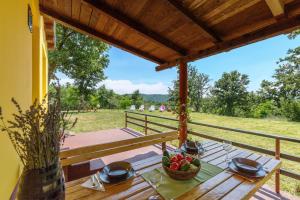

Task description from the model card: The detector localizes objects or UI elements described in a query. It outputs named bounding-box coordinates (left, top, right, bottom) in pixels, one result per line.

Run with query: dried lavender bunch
left=0, top=86, right=77, bottom=170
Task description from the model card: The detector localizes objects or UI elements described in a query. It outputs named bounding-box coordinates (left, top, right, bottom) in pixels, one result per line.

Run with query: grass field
left=69, top=109, right=300, bottom=196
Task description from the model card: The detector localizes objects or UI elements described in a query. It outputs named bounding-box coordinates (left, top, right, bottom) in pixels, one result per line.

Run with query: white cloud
left=100, top=79, right=168, bottom=94
left=56, top=77, right=168, bottom=94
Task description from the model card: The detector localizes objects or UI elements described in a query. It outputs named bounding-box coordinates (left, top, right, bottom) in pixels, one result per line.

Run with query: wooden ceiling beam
left=208, top=0, right=261, bottom=26
left=48, top=43, right=55, bottom=50
left=156, top=16, right=300, bottom=71
left=265, top=0, right=285, bottom=17
left=44, top=23, right=54, bottom=30
left=39, top=6, right=165, bottom=64
left=166, top=0, right=222, bottom=43
left=43, top=16, right=56, bottom=50
left=83, top=0, right=186, bottom=56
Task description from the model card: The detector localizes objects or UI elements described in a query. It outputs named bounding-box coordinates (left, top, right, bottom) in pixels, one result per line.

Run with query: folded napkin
left=81, top=175, right=105, bottom=191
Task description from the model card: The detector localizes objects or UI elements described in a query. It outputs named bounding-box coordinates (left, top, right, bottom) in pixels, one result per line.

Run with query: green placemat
left=142, top=161, right=223, bottom=200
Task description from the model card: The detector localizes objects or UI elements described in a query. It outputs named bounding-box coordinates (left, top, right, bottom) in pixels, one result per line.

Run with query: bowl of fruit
left=162, top=150, right=201, bottom=180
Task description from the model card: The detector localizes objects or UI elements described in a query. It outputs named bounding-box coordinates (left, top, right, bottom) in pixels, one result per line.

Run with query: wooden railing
left=125, top=111, right=300, bottom=193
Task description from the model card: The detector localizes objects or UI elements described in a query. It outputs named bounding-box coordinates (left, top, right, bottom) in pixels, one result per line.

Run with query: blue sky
left=59, top=34, right=300, bottom=94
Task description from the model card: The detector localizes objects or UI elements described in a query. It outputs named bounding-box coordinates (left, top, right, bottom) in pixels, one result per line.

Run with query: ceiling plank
left=265, top=0, right=285, bottom=17
left=208, top=0, right=261, bottom=26
left=83, top=0, right=186, bottom=56
left=39, top=5, right=165, bottom=64
left=167, top=0, right=221, bottom=42
left=156, top=16, right=300, bottom=71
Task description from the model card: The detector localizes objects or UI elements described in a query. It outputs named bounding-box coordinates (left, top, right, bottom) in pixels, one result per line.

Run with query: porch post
left=178, top=61, right=188, bottom=147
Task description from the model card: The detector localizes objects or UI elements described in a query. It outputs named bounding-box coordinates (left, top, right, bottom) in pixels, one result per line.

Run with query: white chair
left=130, top=105, right=136, bottom=111
left=139, top=105, right=145, bottom=111
left=149, top=105, right=155, bottom=112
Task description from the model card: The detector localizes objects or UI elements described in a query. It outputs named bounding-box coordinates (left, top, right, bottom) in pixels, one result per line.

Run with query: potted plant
left=0, top=88, right=76, bottom=199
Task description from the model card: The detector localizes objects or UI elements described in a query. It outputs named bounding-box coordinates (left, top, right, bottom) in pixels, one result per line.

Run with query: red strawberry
left=176, top=153, right=184, bottom=161
left=170, top=162, right=180, bottom=171
left=186, top=156, right=193, bottom=163
left=170, top=155, right=178, bottom=163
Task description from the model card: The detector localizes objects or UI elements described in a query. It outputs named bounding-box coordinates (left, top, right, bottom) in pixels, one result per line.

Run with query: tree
left=259, top=31, right=300, bottom=103
left=274, top=47, right=300, bottom=100
left=168, top=79, right=179, bottom=111
left=168, top=65, right=210, bottom=112
left=131, top=90, right=143, bottom=107
left=258, top=80, right=278, bottom=103
left=60, top=84, right=81, bottom=110
left=49, top=83, right=81, bottom=110
left=188, top=66, right=210, bottom=112
left=107, top=90, right=119, bottom=109
left=88, top=93, right=100, bottom=110
left=212, top=71, right=250, bottom=116
left=280, top=99, right=300, bottom=121
left=258, top=29, right=300, bottom=121
left=97, top=86, right=116, bottom=109
left=288, top=29, right=300, bottom=39
left=119, top=96, right=132, bottom=109
left=49, top=24, right=110, bottom=100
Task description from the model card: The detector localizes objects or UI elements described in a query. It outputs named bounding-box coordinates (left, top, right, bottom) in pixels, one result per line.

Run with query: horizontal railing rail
left=125, top=111, right=300, bottom=185
left=126, top=111, right=300, bottom=143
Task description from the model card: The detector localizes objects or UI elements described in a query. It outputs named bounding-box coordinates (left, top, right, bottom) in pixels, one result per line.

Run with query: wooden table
left=65, top=141, right=281, bottom=200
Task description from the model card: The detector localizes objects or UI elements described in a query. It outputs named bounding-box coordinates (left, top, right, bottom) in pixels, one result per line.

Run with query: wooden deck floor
left=62, top=128, right=299, bottom=200
left=251, top=185, right=299, bottom=200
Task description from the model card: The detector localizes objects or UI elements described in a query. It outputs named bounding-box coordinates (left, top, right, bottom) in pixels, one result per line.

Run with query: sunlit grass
left=69, top=109, right=300, bottom=196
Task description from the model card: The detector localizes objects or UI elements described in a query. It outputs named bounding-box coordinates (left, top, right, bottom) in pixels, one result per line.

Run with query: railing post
left=145, top=115, right=148, bottom=135
left=125, top=111, right=128, bottom=128
left=275, top=138, right=280, bottom=193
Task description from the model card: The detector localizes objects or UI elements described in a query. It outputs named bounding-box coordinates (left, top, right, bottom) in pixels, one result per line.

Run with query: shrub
left=119, top=97, right=132, bottom=109
left=252, top=101, right=278, bottom=118
left=281, top=99, right=300, bottom=122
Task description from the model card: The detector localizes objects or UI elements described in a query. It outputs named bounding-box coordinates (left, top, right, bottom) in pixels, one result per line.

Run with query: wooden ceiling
left=40, top=0, right=300, bottom=71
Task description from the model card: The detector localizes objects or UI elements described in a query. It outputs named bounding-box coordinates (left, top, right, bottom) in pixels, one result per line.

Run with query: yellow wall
left=0, top=0, right=48, bottom=198
left=32, top=7, right=49, bottom=102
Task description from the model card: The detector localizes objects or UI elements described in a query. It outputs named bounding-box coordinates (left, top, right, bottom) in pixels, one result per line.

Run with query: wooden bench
left=60, top=131, right=178, bottom=181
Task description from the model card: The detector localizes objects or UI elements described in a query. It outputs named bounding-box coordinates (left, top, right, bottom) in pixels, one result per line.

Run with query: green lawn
left=69, top=109, right=300, bottom=196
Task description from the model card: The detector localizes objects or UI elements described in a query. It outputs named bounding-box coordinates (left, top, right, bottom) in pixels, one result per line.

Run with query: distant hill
left=141, top=94, right=169, bottom=103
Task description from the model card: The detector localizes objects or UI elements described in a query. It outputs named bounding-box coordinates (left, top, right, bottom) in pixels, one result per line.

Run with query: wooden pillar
left=178, top=61, right=188, bottom=147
